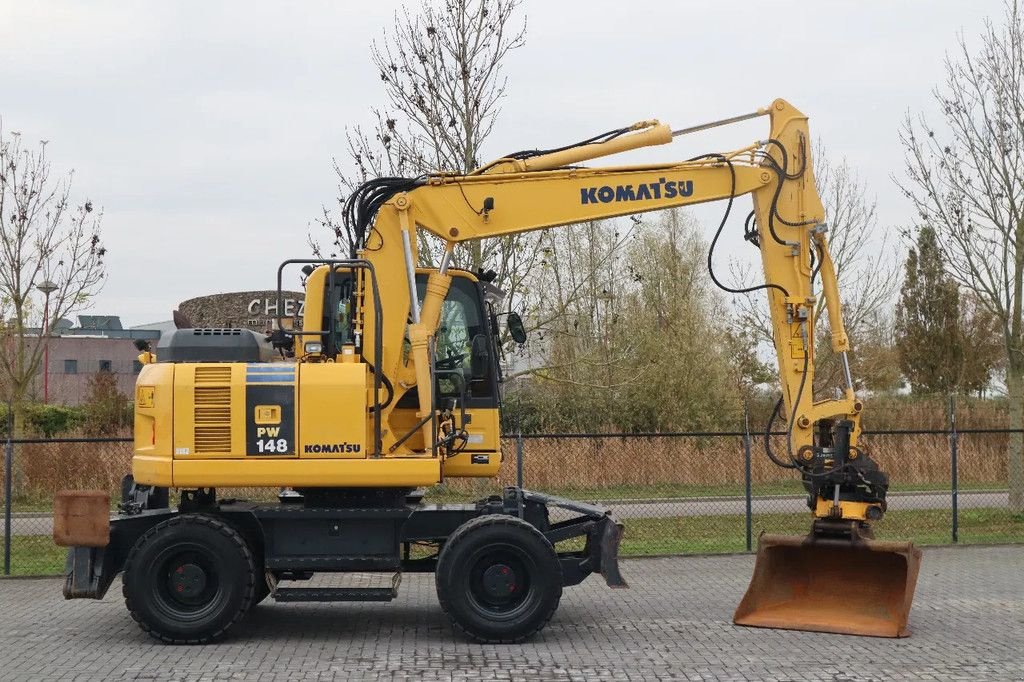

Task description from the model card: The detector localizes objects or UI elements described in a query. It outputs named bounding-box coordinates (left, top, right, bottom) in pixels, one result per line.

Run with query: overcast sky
left=0, top=1, right=1002, bottom=326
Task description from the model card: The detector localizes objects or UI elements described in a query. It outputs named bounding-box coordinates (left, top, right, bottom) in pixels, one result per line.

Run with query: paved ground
left=6, top=490, right=1007, bottom=535
left=1, top=545, right=1022, bottom=681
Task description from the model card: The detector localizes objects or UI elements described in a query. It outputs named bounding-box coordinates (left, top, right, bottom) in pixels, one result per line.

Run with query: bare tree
left=508, top=210, right=752, bottom=432
left=317, top=0, right=532, bottom=290
left=897, top=0, right=1024, bottom=511
left=0, top=125, right=107, bottom=442
left=814, top=144, right=901, bottom=337
left=513, top=217, right=641, bottom=384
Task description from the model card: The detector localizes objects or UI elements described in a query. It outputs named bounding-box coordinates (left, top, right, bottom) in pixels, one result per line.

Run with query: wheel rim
left=149, top=543, right=225, bottom=623
left=464, top=542, right=537, bottom=621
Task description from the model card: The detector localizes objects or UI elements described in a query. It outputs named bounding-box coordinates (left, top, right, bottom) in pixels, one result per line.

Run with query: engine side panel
left=297, top=363, right=367, bottom=459
left=133, top=359, right=443, bottom=487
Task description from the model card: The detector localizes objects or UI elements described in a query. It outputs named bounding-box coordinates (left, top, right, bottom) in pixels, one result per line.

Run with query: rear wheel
left=122, top=514, right=255, bottom=644
left=436, top=515, right=562, bottom=643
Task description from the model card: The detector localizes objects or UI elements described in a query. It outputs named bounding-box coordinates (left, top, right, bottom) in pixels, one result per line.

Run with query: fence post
left=515, top=431, right=525, bottom=519
left=743, top=402, right=753, bottom=552
left=949, top=395, right=959, bottom=544
left=3, top=403, right=12, bottom=575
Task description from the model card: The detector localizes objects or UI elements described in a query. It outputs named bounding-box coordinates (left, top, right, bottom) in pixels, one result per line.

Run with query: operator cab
left=266, top=260, right=524, bottom=465
left=279, top=263, right=513, bottom=411
left=395, top=272, right=501, bottom=410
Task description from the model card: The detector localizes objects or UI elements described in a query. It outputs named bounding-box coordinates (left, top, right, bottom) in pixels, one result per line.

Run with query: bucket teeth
left=733, top=533, right=922, bottom=638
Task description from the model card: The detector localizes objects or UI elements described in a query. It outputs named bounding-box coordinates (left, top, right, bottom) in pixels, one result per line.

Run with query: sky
left=0, top=0, right=1003, bottom=326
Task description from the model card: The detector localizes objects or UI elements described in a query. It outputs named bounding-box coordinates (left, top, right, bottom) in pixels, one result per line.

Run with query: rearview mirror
left=507, top=312, right=527, bottom=344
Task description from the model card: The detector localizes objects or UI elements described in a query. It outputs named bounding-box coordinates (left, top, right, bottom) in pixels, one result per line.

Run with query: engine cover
left=157, top=328, right=272, bottom=363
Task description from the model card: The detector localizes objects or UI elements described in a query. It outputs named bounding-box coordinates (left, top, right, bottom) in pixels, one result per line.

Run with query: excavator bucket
left=733, top=533, right=922, bottom=637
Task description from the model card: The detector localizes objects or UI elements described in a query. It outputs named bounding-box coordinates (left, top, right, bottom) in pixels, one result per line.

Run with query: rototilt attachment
left=733, top=527, right=922, bottom=638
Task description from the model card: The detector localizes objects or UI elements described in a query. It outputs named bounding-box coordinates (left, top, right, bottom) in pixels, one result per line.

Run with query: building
left=36, top=316, right=160, bottom=405
left=34, top=290, right=306, bottom=406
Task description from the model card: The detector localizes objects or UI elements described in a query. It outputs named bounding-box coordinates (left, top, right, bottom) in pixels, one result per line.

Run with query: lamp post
left=36, top=281, right=57, bottom=404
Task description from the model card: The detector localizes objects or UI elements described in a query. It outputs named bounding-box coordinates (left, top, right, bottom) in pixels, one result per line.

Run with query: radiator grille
left=194, top=366, right=233, bottom=453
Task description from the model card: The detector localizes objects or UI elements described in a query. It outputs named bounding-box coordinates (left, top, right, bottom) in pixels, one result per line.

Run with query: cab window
left=322, top=272, right=355, bottom=354
left=406, top=275, right=496, bottom=406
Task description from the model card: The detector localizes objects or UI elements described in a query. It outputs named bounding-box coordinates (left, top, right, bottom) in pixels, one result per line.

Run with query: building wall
left=36, top=337, right=142, bottom=405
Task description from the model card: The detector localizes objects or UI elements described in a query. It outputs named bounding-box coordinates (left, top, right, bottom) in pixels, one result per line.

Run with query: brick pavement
left=0, top=546, right=1021, bottom=681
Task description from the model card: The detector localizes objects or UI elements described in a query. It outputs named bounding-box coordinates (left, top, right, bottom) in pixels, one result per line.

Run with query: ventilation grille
left=195, top=366, right=232, bottom=384
left=194, top=366, right=233, bottom=453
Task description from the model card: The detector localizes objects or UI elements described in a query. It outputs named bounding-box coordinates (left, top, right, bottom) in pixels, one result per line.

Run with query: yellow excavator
left=56, top=99, right=920, bottom=643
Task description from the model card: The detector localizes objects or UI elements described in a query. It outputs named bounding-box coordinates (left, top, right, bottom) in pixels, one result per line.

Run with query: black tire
left=435, top=514, right=562, bottom=643
left=122, top=514, right=255, bottom=644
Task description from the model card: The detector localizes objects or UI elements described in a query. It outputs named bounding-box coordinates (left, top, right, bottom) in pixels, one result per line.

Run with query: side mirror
left=133, top=339, right=151, bottom=352
left=507, top=312, right=527, bottom=344
left=470, top=334, right=489, bottom=380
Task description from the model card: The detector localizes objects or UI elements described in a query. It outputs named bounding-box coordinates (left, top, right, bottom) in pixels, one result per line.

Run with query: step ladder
left=271, top=572, right=401, bottom=603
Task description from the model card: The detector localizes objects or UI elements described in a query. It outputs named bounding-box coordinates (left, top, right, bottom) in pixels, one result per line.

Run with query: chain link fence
left=3, top=410, right=1023, bottom=576
left=490, top=429, right=1023, bottom=558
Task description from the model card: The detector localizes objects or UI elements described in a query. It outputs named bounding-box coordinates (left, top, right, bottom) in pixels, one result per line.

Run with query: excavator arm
left=355, top=99, right=879, bottom=528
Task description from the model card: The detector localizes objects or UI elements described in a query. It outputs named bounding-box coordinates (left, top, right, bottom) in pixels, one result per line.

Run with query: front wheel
left=122, top=514, right=256, bottom=644
left=435, top=515, right=562, bottom=643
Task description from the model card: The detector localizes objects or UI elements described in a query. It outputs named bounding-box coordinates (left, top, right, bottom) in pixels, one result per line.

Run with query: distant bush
left=25, top=404, right=87, bottom=437
left=0, top=373, right=134, bottom=439
left=81, top=372, right=132, bottom=436
left=0, top=404, right=89, bottom=438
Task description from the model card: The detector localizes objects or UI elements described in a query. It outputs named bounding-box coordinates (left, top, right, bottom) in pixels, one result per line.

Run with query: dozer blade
left=733, top=533, right=922, bottom=638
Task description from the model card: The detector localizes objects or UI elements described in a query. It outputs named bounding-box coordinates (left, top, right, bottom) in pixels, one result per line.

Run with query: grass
left=612, top=507, right=1024, bottom=556
left=3, top=536, right=67, bottom=577
left=5, top=507, right=1022, bottom=578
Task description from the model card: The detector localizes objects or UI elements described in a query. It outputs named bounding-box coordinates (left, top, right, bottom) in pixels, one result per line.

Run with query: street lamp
left=36, top=281, right=57, bottom=404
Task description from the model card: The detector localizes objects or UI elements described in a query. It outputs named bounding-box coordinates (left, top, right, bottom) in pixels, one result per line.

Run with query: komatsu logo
left=304, top=442, right=361, bottom=454
left=580, top=178, right=694, bottom=205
